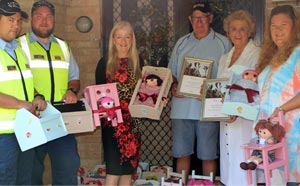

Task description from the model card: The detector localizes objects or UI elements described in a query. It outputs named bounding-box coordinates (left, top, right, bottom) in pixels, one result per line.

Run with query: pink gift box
left=84, top=83, right=123, bottom=128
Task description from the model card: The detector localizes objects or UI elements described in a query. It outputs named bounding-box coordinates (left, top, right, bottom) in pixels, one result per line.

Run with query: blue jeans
left=0, top=134, right=20, bottom=185
left=32, top=134, right=80, bottom=185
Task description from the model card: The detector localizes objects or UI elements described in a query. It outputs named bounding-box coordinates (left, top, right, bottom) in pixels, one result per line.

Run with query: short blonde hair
left=223, top=10, right=256, bottom=38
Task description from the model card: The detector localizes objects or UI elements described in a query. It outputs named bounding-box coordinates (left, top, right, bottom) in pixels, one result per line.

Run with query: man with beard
left=18, top=0, right=80, bottom=185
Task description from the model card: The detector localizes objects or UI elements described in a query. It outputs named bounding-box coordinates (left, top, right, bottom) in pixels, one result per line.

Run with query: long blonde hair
left=107, top=21, right=141, bottom=79
left=256, top=5, right=300, bottom=73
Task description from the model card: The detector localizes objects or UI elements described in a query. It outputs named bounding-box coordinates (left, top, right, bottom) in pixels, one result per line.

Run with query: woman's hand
left=269, top=107, right=285, bottom=120
left=162, top=97, right=169, bottom=107
left=224, top=115, right=238, bottom=123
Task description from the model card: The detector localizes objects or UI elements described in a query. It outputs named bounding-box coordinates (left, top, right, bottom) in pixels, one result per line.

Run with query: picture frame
left=200, top=78, right=230, bottom=121
left=177, top=57, right=213, bottom=98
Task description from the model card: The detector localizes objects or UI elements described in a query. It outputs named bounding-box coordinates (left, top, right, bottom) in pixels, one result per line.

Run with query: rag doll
left=240, top=119, right=286, bottom=170
left=226, top=69, right=259, bottom=104
left=134, top=74, right=164, bottom=107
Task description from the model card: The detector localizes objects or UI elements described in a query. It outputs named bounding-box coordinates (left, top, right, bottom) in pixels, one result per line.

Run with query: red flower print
left=120, top=100, right=128, bottom=109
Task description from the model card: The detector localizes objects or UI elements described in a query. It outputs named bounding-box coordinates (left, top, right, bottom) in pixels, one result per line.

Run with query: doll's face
left=258, top=128, right=272, bottom=139
left=146, top=78, right=158, bottom=86
left=243, top=71, right=258, bottom=83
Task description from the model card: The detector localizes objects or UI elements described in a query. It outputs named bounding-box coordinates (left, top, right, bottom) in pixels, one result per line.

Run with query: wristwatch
left=67, top=88, right=78, bottom=95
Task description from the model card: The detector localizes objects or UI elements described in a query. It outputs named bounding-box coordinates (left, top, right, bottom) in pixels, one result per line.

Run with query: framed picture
left=200, top=78, right=230, bottom=121
left=177, top=57, right=213, bottom=98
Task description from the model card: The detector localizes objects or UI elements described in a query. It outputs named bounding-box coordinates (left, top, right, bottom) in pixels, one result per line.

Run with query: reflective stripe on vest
left=0, top=69, right=32, bottom=81
left=28, top=60, right=69, bottom=69
left=19, top=34, right=70, bottom=102
left=0, top=121, right=15, bottom=133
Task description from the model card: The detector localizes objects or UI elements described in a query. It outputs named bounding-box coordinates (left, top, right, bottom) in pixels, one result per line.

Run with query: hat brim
left=0, top=10, right=28, bottom=19
left=21, top=11, right=28, bottom=19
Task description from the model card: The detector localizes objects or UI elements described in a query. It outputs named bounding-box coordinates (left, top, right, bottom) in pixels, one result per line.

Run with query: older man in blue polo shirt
left=168, top=2, right=231, bottom=183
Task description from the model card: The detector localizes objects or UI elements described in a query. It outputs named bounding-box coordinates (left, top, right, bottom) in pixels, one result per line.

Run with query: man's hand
left=32, top=96, right=47, bottom=111
left=62, top=90, right=78, bottom=104
left=171, top=83, right=185, bottom=98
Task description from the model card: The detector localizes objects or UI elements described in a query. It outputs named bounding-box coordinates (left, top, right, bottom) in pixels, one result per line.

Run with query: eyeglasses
left=191, top=14, right=210, bottom=22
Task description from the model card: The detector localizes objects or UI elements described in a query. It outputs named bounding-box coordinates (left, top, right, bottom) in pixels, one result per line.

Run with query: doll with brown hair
left=240, top=119, right=286, bottom=170
left=134, top=74, right=165, bottom=107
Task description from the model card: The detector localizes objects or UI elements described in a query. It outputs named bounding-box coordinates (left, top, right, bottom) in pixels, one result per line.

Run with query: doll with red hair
left=240, top=119, right=286, bottom=170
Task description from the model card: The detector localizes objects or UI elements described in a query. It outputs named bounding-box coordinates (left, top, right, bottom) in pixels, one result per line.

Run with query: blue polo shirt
left=0, top=39, right=18, bottom=59
left=168, top=29, right=232, bottom=120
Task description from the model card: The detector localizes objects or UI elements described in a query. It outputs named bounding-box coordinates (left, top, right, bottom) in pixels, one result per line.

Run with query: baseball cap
left=192, top=1, right=211, bottom=14
left=31, top=0, right=55, bottom=14
left=0, top=0, right=28, bottom=18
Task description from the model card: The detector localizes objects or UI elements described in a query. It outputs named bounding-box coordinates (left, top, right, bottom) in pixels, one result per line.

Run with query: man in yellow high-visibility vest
left=0, top=0, right=47, bottom=185
left=18, top=0, right=80, bottom=185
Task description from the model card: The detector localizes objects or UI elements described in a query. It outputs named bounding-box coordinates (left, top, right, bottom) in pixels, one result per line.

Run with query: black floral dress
left=95, top=57, right=141, bottom=175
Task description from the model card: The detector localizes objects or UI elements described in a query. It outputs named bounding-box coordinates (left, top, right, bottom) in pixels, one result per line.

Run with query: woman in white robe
left=217, top=10, right=260, bottom=186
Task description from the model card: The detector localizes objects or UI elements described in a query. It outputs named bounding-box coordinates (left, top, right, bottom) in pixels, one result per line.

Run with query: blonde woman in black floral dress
left=95, top=21, right=142, bottom=185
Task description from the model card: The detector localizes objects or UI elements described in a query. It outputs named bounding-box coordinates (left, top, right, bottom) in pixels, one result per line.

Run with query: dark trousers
left=0, top=134, right=20, bottom=185
left=0, top=134, right=34, bottom=185
left=31, top=134, right=80, bottom=185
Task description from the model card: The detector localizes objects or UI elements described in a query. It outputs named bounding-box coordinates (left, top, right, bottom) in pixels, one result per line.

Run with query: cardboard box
left=14, top=103, right=67, bottom=151
left=84, top=83, right=123, bottom=127
left=136, top=162, right=150, bottom=179
left=221, top=65, right=259, bottom=120
left=129, top=66, right=172, bottom=120
left=53, top=99, right=94, bottom=134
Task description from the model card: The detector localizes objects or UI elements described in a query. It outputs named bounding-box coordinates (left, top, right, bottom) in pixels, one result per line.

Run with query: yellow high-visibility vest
left=19, top=34, right=70, bottom=102
left=0, top=47, right=34, bottom=134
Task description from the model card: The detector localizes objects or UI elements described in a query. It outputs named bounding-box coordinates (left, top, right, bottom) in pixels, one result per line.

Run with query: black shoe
left=240, top=162, right=248, bottom=170
left=248, top=162, right=257, bottom=170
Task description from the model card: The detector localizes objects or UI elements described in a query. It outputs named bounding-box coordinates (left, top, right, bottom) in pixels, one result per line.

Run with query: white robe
left=217, top=40, right=260, bottom=186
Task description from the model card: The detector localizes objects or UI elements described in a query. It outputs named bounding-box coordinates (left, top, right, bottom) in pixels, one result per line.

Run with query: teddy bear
left=97, top=96, right=118, bottom=126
